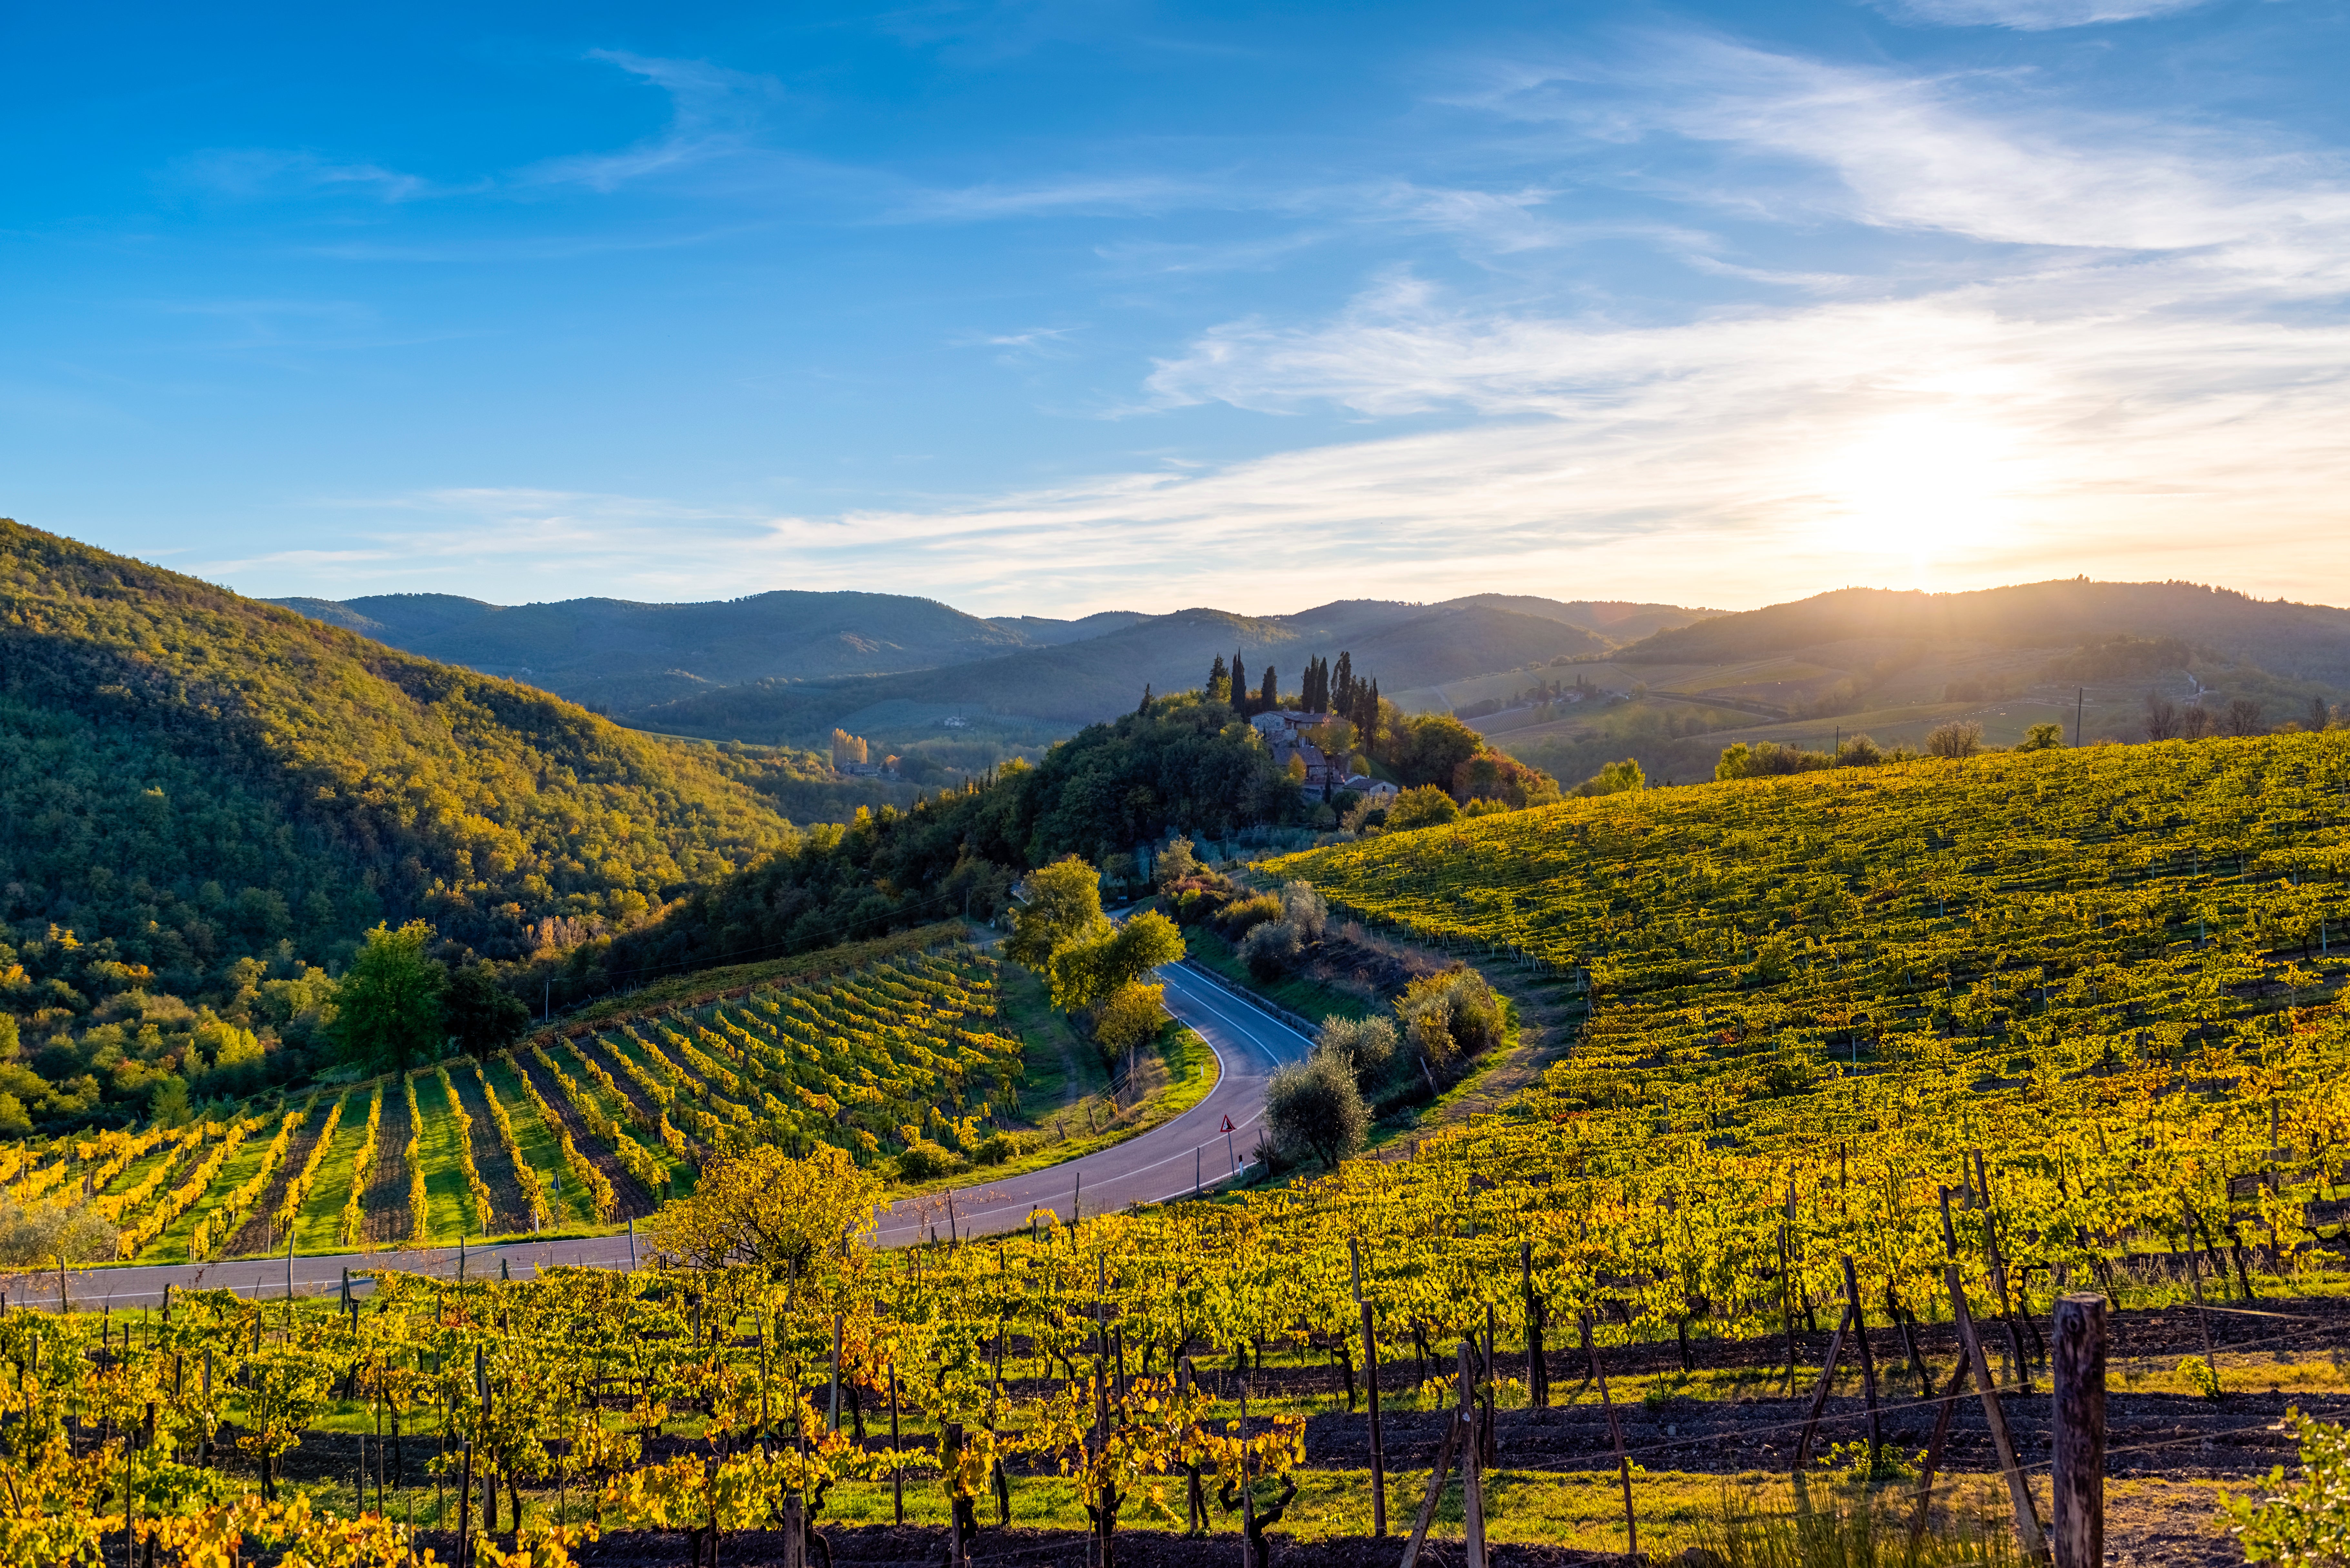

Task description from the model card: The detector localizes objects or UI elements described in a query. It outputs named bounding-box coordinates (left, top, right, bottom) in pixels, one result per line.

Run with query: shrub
left=1387, top=785, right=1460, bottom=830
left=1154, top=836, right=1200, bottom=889
left=1926, top=721, right=1983, bottom=759
left=896, top=1140, right=962, bottom=1181
left=1266, top=1049, right=1370, bottom=1168
left=1836, top=733, right=1883, bottom=766
left=1279, top=880, right=1327, bottom=942
left=2226, top=1409, right=2350, bottom=1565
left=1573, top=757, right=1647, bottom=795
left=1461, top=797, right=1511, bottom=817
left=974, top=1131, right=1028, bottom=1165
left=1396, top=967, right=1503, bottom=1063
left=1318, top=1014, right=1399, bottom=1083
left=1092, top=980, right=1167, bottom=1063
left=1239, top=919, right=1303, bottom=980
left=2016, top=722, right=2065, bottom=751
left=1216, top=893, right=1284, bottom=939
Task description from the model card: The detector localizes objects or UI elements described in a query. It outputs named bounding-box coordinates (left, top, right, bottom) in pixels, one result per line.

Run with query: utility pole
left=2076, top=686, right=2085, bottom=746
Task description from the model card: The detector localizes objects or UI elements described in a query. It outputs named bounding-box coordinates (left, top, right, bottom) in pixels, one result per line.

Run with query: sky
left=6, top=1, right=2348, bottom=617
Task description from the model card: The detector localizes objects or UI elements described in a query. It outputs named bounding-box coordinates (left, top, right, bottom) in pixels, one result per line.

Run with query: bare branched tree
left=2143, top=693, right=2180, bottom=741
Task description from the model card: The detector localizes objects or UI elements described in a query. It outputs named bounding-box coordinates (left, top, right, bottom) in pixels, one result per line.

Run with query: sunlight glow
left=1811, top=414, right=2025, bottom=574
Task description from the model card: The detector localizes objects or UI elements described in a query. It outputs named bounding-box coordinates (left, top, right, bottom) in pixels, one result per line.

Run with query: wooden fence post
left=2052, top=1293, right=2107, bottom=1568
left=1946, top=1264, right=2047, bottom=1560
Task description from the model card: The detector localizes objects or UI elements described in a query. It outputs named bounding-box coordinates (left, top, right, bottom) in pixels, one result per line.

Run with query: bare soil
left=448, top=1064, right=532, bottom=1234
left=361, top=1084, right=413, bottom=1245
left=510, top=1046, right=662, bottom=1221
left=226, top=1101, right=332, bottom=1256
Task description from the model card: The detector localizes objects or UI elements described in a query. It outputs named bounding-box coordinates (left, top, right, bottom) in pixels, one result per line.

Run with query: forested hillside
left=271, top=590, right=1124, bottom=711
left=620, top=599, right=1610, bottom=744
left=0, top=520, right=789, bottom=1129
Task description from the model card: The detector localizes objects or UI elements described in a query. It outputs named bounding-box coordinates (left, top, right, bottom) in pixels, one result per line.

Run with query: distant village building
left=1252, top=709, right=1358, bottom=795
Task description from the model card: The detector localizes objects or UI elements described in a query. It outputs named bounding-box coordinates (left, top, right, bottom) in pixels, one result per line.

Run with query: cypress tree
left=1334, top=651, right=1353, bottom=712
left=1261, top=665, right=1278, bottom=711
left=1139, top=683, right=1153, bottom=715
left=1207, top=655, right=1227, bottom=702
left=1362, top=678, right=1381, bottom=748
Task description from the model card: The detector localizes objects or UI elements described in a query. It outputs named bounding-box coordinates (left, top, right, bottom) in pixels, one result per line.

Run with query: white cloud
left=169, top=148, right=456, bottom=204
left=211, top=35, right=2350, bottom=617
left=1869, top=0, right=2213, bottom=31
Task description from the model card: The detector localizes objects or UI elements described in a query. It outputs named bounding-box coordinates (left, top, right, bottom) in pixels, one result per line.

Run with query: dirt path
left=448, top=1064, right=531, bottom=1234
left=511, top=1046, right=661, bottom=1222
left=227, top=1100, right=330, bottom=1256
left=572, top=1035, right=672, bottom=1130
left=360, top=1082, right=412, bottom=1246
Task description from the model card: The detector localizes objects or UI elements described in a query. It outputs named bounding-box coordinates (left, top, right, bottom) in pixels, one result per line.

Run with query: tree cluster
left=0, top=519, right=788, bottom=1130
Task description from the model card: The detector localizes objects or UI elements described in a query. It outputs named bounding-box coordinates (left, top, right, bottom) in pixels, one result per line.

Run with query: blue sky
left=7, top=0, right=2348, bottom=614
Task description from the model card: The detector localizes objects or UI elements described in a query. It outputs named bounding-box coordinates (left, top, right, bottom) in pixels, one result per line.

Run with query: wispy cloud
left=207, top=31, right=2350, bottom=617
left=168, top=148, right=462, bottom=204
left=520, top=51, right=787, bottom=192
left=1868, top=0, right=2214, bottom=30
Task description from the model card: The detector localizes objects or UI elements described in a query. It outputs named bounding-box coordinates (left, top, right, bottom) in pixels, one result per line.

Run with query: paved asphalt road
left=18, top=960, right=1314, bottom=1312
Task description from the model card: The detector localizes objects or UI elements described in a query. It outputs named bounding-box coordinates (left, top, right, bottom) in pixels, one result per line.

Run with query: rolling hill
left=274, top=590, right=1714, bottom=752
left=1471, top=579, right=2350, bottom=788
left=615, top=599, right=1631, bottom=746
left=268, top=590, right=1141, bottom=712
left=0, top=519, right=794, bottom=1128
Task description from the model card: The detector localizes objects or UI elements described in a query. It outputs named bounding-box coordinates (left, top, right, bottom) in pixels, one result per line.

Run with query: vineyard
left=11, top=735, right=2350, bottom=1564
left=2, top=941, right=1016, bottom=1263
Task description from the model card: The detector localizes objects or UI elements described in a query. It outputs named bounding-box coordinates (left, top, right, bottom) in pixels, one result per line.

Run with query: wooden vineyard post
left=1352, top=1238, right=1386, bottom=1537
left=1975, top=1148, right=2034, bottom=1394
left=1907, top=1346, right=1975, bottom=1553
left=1791, top=1302, right=1853, bottom=1472
left=1946, top=1263, right=2046, bottom=1560
left=1840, top=1255, right=1884, bottom=1471
left=2052, top=1293, right=2107, bottom=1568
left=888, top=1363, right=904, bottom=1526
left=2181, top=1197, right=2222, bottom=1388
left=1459, top=1340, right=1488, bottom=1568
left=1397, top=1379, right=1464, bottom=1568
left=1591, top=1313, right=1637, bottom=1563
left=1522, top=1240, right=1548, bottom=1410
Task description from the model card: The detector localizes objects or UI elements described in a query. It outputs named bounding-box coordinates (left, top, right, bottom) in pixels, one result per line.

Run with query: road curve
left=867, top=959, right=1312, bottom=1245
left=22, top=961, right=1315, bottom=1309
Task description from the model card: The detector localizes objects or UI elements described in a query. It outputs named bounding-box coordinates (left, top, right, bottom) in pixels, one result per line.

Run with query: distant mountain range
left=272, top=589, right=1713, bottom=745
left=1476, top=579, right=2350, bottom=790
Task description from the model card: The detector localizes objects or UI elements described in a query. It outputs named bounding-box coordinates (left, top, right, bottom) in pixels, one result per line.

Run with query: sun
left=1811, top=414, right=2025, bottom=571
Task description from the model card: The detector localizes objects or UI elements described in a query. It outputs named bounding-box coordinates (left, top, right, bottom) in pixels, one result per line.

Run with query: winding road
left=18, top=961, right=1314, bottom=1311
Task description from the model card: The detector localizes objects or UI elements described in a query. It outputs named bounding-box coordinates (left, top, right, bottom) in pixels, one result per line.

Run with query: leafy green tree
left=331, top=920, right=448, bottom=1073
left=2018, top=722, right=2064, bottom=751
left=1092, top=980, right=1167, bottom=1068
left=1385, top=713, right=1482, bottom=788
left=1575, top=758, right=1645, bottom=796
left=1005, top=858, right=1111, bottom=972
left=1266, top=1049, right=1368, bottom=1168
left=446, top=961, right=530, bottom=1058
left=1388, top=785, right=1461, bottom=830
left=1048, top=910, right=1186, bottom=1013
